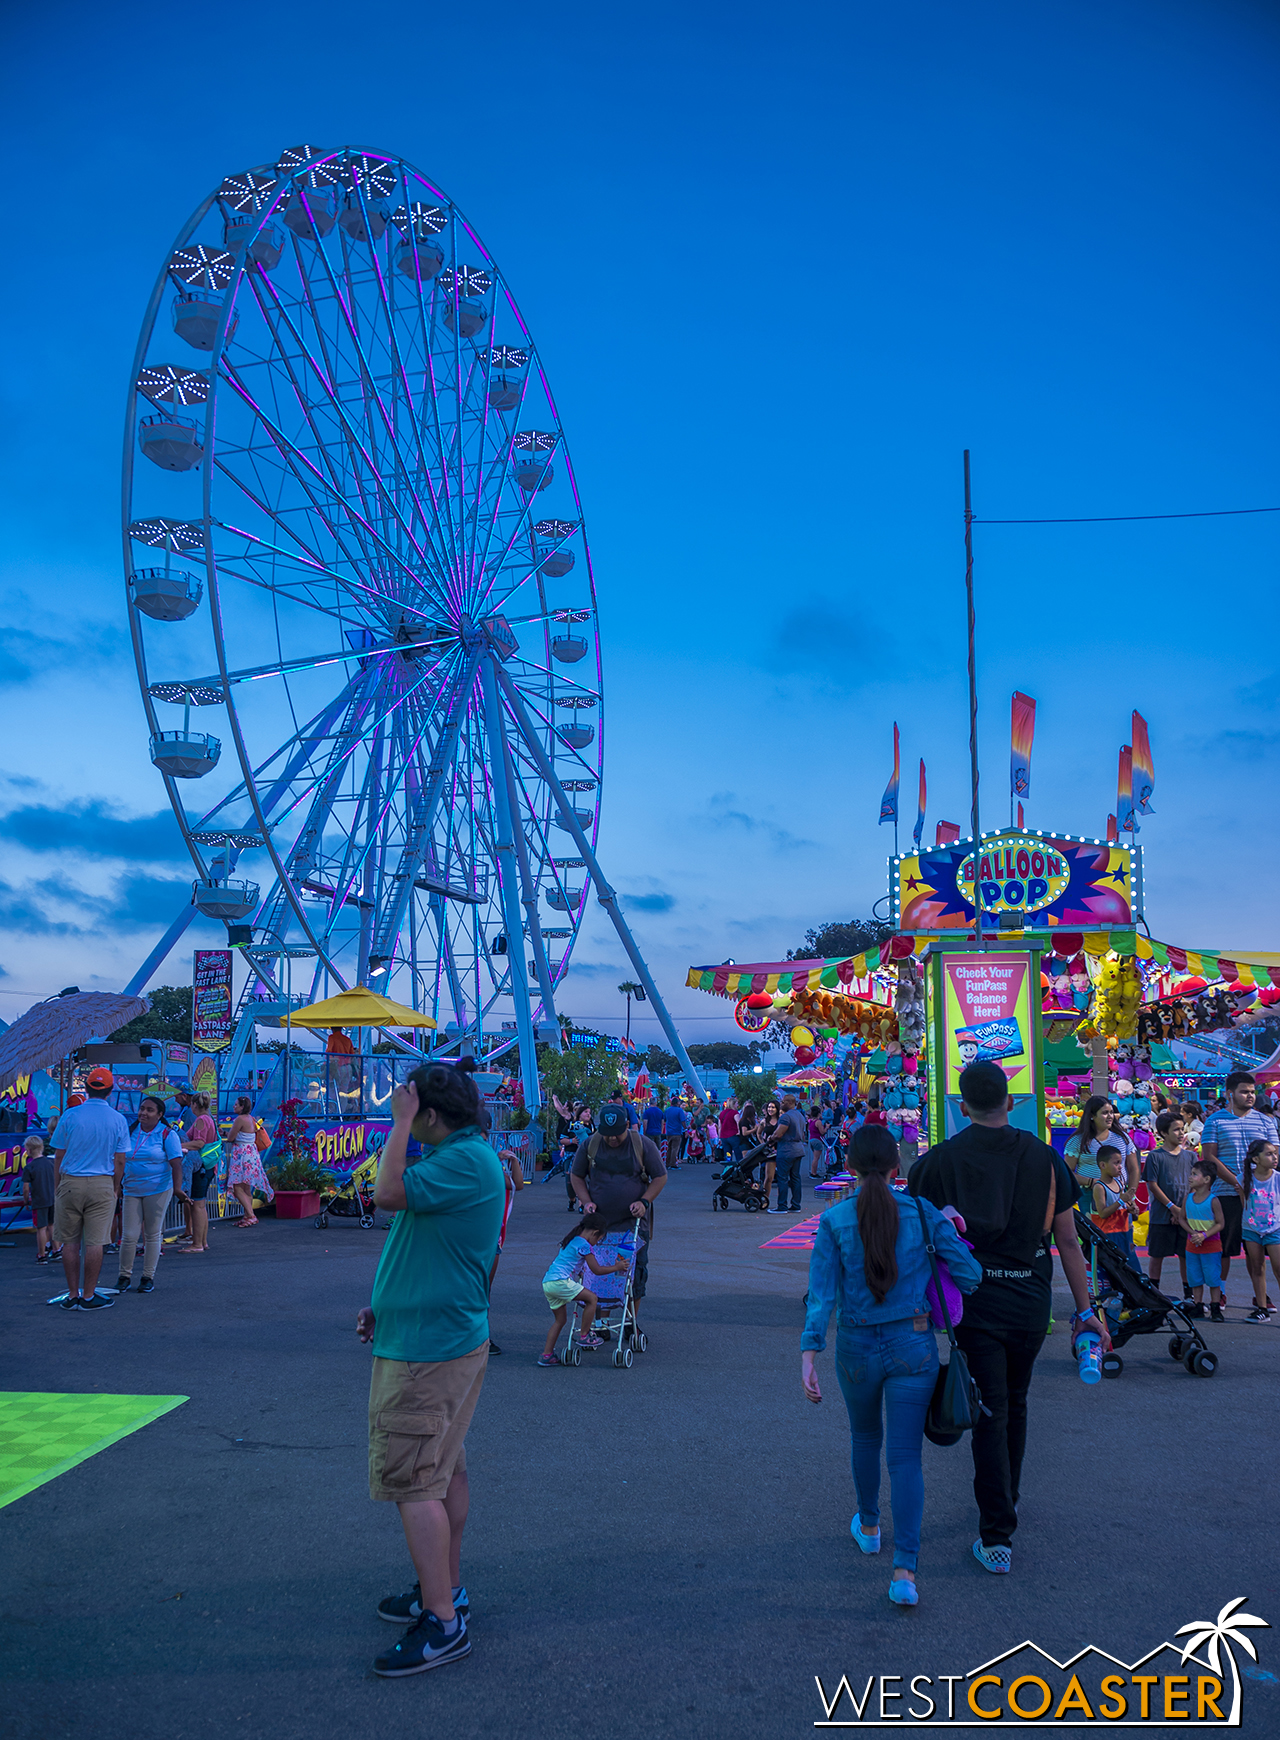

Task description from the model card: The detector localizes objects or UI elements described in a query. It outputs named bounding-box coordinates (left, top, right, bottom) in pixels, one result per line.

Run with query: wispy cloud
left=0, top=622, right=128, bottom=688
left=703, top=791, right=817, bottom=853
left=0, top=800, right=189, bottom=862
left=560, top=959, right=628, bottom=979
left=1195, top=729, right=1280, bottom=761
left=0, top=872, right=193, bottom=937
left=622, top=892, right=675, bottom=913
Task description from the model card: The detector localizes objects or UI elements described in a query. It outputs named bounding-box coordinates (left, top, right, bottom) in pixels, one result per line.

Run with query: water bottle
left=1076, top=1331, right=1102, bottom=1385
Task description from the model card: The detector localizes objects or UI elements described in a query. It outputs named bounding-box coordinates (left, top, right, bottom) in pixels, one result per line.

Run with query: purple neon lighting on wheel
left=122, top=145, right=603, bottom=1071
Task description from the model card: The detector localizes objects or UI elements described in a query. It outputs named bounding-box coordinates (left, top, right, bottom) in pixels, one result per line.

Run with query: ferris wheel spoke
left=354, top=211, right=465, bottom=602
left=270, top=648, right=463, bottom=852
left=385, top=186, right=468, bottom=595
left=369, top=647, right=484, bottom=962
left=156, top=632, right=451, bottom=698
left=213, top=491, right=397, bottom=619
left=267, top=237, right=452, bottom=599
left=186, top=674, right=364, bottom=838
left=218, top=335, right=393, bottom=579
left=464, top=338, right=536, bottom=544
left=470, top=494, right=563, bottom=618
left=215, top=368, right=398, bottom=589
left=218, top=346, right=446, bottom=614
left=247, top=262, right=442, bottom=565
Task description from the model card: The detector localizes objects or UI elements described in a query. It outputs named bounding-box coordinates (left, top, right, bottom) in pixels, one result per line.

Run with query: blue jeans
left=775, top=1153, right=802, bottom=1210
left=834, top=1321, right=938, bottom=1570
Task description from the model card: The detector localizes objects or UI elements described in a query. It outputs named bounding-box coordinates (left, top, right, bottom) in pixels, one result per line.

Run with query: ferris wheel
left=121, top=144, right=698, bottom=1106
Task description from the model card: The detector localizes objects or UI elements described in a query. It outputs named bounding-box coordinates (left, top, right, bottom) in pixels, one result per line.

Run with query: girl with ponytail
left=801, top=1125, right=982, bottom=1608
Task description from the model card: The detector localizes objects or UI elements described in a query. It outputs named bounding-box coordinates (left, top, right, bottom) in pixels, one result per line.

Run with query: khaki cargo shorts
left=53, top=1175, right=116, bottom=1246
left=368, top=1343, right=489, bottom=1504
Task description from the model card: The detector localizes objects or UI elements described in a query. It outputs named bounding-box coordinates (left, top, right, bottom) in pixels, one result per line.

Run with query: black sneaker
left=377, top=1583, right=469, bottom=1625
left=1246, top=1306, right=1269, bottom=1323
left=372, top=1609, right=470, bottom=1676
left=1210, top=1302, right=1225, bottom=1323
left=1186, top=1302, right=1206, bottom=1319
left=58, top=1295, right=81, bottom=1311
left=487, top=1341, right=501, bottom=1355
left=103, top=1243, right=119, bottom=1255
left=114, top=1275, right=132, bottom=1292
left=78, top=1292, right=114, bottom=1311
left=137, top=1277, right=155, bottom=1294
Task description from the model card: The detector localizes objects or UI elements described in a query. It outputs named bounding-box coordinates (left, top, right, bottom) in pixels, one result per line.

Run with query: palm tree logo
left=1176, top=1597, right=1268, bottom=1725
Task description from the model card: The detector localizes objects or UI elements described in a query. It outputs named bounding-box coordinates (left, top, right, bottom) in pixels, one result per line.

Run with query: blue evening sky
left=1, top=0, right=1277, bottom=1044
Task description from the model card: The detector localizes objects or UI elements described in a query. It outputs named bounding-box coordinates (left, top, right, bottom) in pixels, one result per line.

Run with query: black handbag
left=914, top=1198, right=987, bottom=1447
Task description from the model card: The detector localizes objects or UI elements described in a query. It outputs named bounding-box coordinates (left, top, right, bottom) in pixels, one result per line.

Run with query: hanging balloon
left=793, top=1045, right=816, bottom=1066
left=790, top=1025, right=815, bottom=1049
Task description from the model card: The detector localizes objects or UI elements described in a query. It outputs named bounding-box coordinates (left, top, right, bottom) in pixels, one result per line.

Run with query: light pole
left=618, top=980, right=645, bottom=1056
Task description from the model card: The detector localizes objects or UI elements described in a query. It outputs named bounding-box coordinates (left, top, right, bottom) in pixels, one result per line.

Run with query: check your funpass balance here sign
left=937, top=953, right=1040, bottom=1137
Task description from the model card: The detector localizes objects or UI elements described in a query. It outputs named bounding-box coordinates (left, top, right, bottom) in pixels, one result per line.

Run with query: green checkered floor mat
left=0, top=1392, right=188, bottom=1509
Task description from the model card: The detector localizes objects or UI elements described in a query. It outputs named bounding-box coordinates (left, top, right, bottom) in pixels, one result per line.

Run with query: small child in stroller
left=538, top=1212, right=628, bottom=1366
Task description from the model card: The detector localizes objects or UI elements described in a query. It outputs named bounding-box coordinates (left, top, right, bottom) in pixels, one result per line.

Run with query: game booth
left=686, top=828, right=1280, bottom=1238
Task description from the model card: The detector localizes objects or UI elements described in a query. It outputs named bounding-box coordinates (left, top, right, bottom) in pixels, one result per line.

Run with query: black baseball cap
left=598, top=1104, right=629, bottom=1136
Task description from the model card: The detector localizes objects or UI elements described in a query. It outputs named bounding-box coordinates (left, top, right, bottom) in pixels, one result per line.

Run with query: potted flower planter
left=274, top=1189, right=322, bottom=1219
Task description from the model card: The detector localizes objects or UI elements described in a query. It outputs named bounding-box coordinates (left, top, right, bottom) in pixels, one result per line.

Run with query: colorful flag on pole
left=1118, top=744, right=1138, bottom=834
left=1011, top=692, right=1036, bottom=802
left=878, top=723, right=900, bottom=826
left=912, top=760, right=926, bottom=848
left=1106, top=813, right=1119, bottom=842
left=935, top=821, right=961, bottom=847
left=1131, top=711, right=1155, bottom=814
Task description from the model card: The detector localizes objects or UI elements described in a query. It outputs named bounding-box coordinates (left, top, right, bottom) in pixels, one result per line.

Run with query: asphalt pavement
left=2, top=1162, right=1278, bottom=1739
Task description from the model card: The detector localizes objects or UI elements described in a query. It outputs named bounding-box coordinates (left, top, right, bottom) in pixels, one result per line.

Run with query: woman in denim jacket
left=801, top=1126, right=982, bottom=1605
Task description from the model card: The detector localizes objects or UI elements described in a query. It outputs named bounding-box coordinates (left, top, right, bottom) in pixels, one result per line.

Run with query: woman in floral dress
left=227, top=1095, right=274, bottom=1227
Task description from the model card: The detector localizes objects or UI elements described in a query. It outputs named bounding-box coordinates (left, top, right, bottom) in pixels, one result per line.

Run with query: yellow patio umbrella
left=285, top=986, right=438, bottom=1030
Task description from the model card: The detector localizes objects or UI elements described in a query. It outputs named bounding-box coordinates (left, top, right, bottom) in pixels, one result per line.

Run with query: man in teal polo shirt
left=356, top=1065, right=503, bottom=1678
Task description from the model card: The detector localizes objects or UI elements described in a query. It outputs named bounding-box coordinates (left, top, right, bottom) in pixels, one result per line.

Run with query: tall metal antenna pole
left=964, top=450, right=983, bottom=946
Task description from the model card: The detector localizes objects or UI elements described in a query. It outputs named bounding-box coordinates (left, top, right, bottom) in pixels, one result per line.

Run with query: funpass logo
left=814, top=1599, right=1267, bottom=1728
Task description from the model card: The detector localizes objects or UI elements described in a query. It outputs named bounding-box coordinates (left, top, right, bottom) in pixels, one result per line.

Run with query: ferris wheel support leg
left=493, top=685, right=561, bottom=1054
left=123, top=901, right=200, bottom=998
left=491, top=661, right=706, bottom=1105
left=479, top=657, right=543, bottom=1113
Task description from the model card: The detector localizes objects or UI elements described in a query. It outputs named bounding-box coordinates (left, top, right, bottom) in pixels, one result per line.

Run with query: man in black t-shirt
left=909, top=1061, right=1108, bottom=1576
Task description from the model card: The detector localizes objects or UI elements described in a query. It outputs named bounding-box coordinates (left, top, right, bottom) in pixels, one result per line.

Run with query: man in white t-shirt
left=53, top=1067, right=130, bottom=1311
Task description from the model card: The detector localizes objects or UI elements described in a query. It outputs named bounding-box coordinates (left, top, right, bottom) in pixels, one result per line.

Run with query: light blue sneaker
left=889, top=1576, right=919, bottom=1605
left=851, top=1518, right=881, bottom=1554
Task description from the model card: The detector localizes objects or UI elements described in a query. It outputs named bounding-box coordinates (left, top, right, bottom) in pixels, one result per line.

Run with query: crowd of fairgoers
left=545, top=1071, right=1280, bottom=1318
left=17, top=1053, right=1280, bottom=1328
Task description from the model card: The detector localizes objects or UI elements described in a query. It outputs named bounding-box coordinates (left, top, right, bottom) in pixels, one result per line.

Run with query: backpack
left=585, top=1128, right=652, bottom=1183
